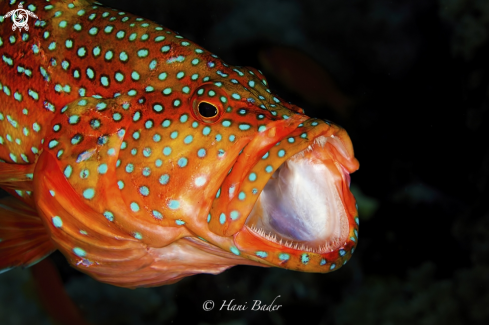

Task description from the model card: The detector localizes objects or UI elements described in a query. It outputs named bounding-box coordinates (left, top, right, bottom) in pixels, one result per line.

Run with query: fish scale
left=0, top=0, right=360, bottom=287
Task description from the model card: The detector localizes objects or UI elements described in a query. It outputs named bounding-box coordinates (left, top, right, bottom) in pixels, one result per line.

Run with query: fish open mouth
left=244, top=135, right=354, bottom=254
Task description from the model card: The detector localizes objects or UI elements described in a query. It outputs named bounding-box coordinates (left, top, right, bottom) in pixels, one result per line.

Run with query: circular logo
left=203, top=300, right=215, bottom=311
left=3, top=3, right=38, bottom=32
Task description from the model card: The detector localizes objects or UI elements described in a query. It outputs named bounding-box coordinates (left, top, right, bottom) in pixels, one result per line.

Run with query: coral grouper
left=0, top=0, right=359, bottom=288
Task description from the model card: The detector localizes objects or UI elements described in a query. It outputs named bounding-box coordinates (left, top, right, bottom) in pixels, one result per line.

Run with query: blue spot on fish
left=230, top=211, right=239, bottom=220
left=52, top=216, right=62, bottom=228
left=279, top=253, right=289, bottom=261
left=104, top=211, right=114, bottom=222
left=130, top=202, right=140, bottom=212
left=73, top=247, right=86, bottom=257
left=83, top=188, right=95, bottom=199
left=168, top=200, right=180, bottom=209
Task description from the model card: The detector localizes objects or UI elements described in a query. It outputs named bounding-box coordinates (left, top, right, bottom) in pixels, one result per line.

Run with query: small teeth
left=248, top=224, right=341, bottom=254
left=250, top=225, right=277, bottom=243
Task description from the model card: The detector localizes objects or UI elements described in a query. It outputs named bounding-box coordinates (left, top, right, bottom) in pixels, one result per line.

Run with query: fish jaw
left=207, top=117, right=359, bottom=272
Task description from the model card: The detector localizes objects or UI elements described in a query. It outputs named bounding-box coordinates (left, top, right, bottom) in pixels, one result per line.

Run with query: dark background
left=1, top=0, right=489, bottom=324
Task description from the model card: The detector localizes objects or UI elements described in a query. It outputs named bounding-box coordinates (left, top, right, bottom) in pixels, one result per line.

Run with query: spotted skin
left=0, top=0, right=359, bottom=287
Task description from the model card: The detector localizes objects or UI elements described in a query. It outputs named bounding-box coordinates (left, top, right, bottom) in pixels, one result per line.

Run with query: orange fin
left=0, top=196, right=56, bottom=273
left=0, top=162, right=35, bottom=189
left=0, top=162, right=36, bottom=206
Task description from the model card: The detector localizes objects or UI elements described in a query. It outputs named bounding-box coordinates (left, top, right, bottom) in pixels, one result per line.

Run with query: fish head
left=164, top=62, right=360, bottom=272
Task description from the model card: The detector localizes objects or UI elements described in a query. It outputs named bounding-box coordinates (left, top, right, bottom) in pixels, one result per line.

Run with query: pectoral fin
left=0, top=196, right=55, bottom=273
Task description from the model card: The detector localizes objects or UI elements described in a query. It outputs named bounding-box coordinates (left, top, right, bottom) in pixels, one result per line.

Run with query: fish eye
left=191, top=86, right=225, bottom=124
left=198, top=101, right=218, bottom=118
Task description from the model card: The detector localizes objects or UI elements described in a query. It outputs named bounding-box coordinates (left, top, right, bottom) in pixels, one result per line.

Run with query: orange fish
left=0, top=0, right=359, bottom=288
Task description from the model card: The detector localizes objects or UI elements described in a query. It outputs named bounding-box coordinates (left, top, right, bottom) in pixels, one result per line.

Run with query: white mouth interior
left=245, top=136, right=349, bottom=252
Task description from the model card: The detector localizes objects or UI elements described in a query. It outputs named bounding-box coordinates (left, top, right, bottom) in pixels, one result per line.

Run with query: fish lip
left=238, top=125, right=358, bottom=253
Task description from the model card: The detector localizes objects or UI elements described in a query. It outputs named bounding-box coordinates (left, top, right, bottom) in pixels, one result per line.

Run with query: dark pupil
left=198, top=102, right=217, bottom=118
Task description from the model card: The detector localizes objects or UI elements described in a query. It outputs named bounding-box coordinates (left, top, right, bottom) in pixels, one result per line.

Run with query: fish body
left=0, top=0, right=359, bottom=287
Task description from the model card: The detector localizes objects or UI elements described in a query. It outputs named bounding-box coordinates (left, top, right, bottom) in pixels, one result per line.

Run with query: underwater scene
left=0, top=0, right=488, bottom=324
